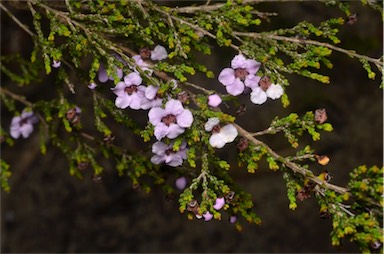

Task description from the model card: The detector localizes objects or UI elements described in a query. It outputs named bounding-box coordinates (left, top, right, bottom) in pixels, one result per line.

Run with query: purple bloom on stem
left=111, top=72, right=146, bottom=110
left=229, top=215, right=238, bottom=224
left=150, top=45, right=168, bottom=61
left=208, top=94, right=222, bottom=107
left=52, top=60, right=61, bottom=68
left=175, top=176, right=187, bottom=190
left=98, top=56, right=124, bottom=83
left=10, top=109, right=38, bottom=139
left=213, top=197, right=225, bottom=210
left=88, top=82, right=97, bottom=89
left=150, top=140, right=188, bottom=167
left=218, top=54, right=261, bottom=96
left=148, top=99, right=193, bottom=140
left=132, top=45, right=168, bottom=74
left=203, top=212, right=213, bottom=221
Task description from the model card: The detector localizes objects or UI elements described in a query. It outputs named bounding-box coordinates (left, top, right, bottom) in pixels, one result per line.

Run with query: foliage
left=1, top=0, right=382, bottom=252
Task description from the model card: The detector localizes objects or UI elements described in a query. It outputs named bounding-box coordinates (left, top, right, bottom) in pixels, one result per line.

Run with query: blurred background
left=1, top=1, right=382, bottom=253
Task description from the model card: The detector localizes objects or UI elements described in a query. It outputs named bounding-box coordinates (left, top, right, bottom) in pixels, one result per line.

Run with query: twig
left=0, top=3, right=35, bottom=37
left=172, top=0, right=263, bottom=13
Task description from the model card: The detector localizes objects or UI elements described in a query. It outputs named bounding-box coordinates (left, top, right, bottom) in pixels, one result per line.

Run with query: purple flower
left=205, top=117, right=238, bottom=148
left=111, top=72, right=146, bottom=110
left=150, top=140, right=188, bottom=167
left=88, top=82, right=97, bottom=89
left=208, top=94, right=222, bottom=107
left=133, top=45, right=168, bottom=74
left=213, top=197, right=225, bottom=210
left=140, top=85, right=163, bottom=110
left=218, top=54, right=261, bottom=96
left=150, top=45, right=168, bottom=61
left=203, top=212, right=213, bottom=221
left=148, top=99, right=193, bottom=140
left=229, top=215, right=238, bottom=224
left=10, top=109, right=38, bottom=139
left=52, top=60, right=61, bottom=68
left=175, top=176, right=187, bottom=190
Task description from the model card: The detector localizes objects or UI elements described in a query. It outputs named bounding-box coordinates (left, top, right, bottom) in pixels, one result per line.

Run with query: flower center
left=234, top=68, right=249, bottom=81
left=165, top=148, right=174, bottom=156
left=212, top=125, right=221, bottom=133
left=259, top=76, right=271, bottom=91
left=161, top=114, right=177, bottom=126
left=19, top=118, right=28, bottom=126
left=125, top=85, right=138, bottom=95
left=139, top=47, right=151, bottom=60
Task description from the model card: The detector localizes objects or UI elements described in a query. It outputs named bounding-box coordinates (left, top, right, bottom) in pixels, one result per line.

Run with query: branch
left=172, top=0, right=263, bottom=13
left=233, top=31, right=383, bottom=70
left=0, top=3, right=35, bottom=37
left=233, top=123, right=349, bottom=194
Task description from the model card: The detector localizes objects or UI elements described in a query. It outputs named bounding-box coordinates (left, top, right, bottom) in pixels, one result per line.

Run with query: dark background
left=1, top=1, right=382, bottom=253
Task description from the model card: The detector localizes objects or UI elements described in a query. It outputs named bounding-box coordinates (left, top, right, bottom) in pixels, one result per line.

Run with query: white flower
left=250, top=83, right=284, bottom=105
left=205, top=118, right=238, bottom=149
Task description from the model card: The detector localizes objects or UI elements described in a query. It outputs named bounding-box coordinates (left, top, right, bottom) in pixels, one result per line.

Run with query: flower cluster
left=218, top=54, right=284, bottom=104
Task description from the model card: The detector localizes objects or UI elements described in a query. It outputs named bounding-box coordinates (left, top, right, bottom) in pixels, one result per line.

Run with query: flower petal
left=176, top=109, right=193, bottom=128
left=166, top=156, right=183, bottom=167
left=20, top=124, right=33, bottom=138
left=213, top=197, right=225, bottom=210
left=153, top=123, right=169, bottom=140
left=166, top=123, right=185, bottom=139
left=151, top=155, right=165, bottom=165
left=220, top=124, right=238, bottom=143
left=245, top=59, right=261, bottom=75
left=244, top=75, right=261, bottom=89
left=226, top=78, right=244, bottom=96
left=111, top=81, right=127, bottom=97
left=98, top=64, right=109, bottom=83
left=250, top=87, right=268, bottom=105
left=231, top=54, right=247, bottom=69
left=151, top=45, right=168, bottom=61
left=115, top=94, right=131, bottom=109
left=209, top=133, right=226, bottom=148
left=204, top=117, right=220, bottom=131
left=124, top=72, right=142, bottom=86
left=165, top=99, right=184, bottom=115
left=129, top=93, right=143, bottom=110
left=152, top=141, right=169, bottom=155
left=203, top=212, right=213, bottom=221
left=148, top=107, right=166, bottom=126
left=266, top=84, right=284, bottom=100
left=208, top=94, right=222, bottom=107
left=218, top=68, right=235, bottom=86
left=145, top=85, right=159, bottom=100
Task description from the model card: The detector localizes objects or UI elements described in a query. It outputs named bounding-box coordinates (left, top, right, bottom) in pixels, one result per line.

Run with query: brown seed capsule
left=77, top=161, right=89, bottom=170
left=66, top=107, right=81, bottom=125
left=315, top=154, right=330, bottom=166
left=371, top=241, right=381, bottom=250
left=225, top=191, right=235, bottom=203
left=347, top=13, right=358, bottom=25
left=92, top=174, right=103, bottom=183
left=237, top=137, right=249, bottom=152
left=259, top=76, right=272, bottom=91
left=186, top=200, right=200, bottom=216
left=296, top=188, right=311, bottom=201
left=139, top=47, right=151, bottom=60
left=235, top=104, right=247, bottom=115
left=177, top=91, right=189, bottom=104
left=314, top=108, right=327, bottom=124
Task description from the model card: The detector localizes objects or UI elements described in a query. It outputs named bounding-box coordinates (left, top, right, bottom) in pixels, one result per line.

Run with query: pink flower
left=208, top=94, right=222, bottom=107
left=218, top=54, right=261, bottom=96
left=213, top=197, right=225, bottom=210
left=10, top=109, right=38, bottom=139
left=88, top=82, right=97, bottom=89
left=150, top=140, right=188, bottom=167
left=133, top=45, right=168, bottom=74
left=111, top=72, right=146, bottom=110
left=148, top=99, right=193, bottom=140
left=203, top=212, right=213, bottom=221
